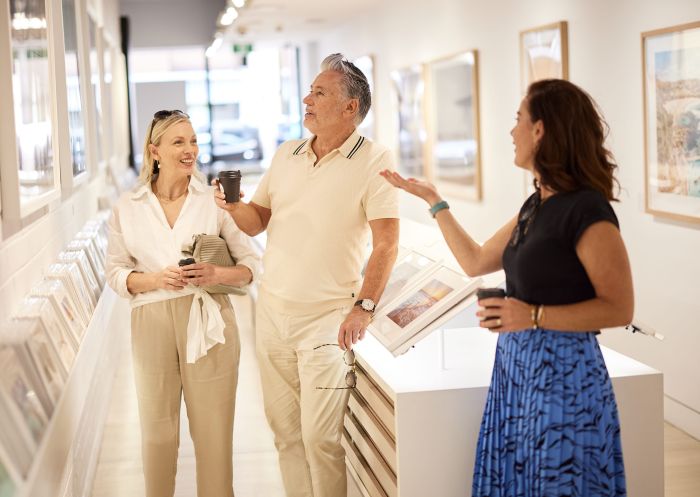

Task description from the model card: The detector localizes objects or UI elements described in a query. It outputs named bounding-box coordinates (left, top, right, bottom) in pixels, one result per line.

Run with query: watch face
left=361, top=299, right=375, bottom=311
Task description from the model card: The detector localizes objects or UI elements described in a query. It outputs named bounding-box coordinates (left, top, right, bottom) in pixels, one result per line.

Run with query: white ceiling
left=219, top=0, right=380, bottom=43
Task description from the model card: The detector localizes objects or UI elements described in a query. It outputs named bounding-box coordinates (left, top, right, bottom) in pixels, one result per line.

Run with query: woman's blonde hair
left=139, top=110, right=191, bottom=184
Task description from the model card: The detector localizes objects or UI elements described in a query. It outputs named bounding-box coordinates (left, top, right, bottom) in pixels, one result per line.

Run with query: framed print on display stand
left=353, top=54, right=376, bottom=140
left=58, top=250, right=100, bottom=305
left=519, top=21, right=569, bottom=196
left=374, top=249, right=441, bottom=316
left=369, top=266, right=482, bottom=355
left=642, top=21, right=700, bottom=223
left=427, top=50, right=482, bottom=201
left=391, top=64, right=427, bottom=178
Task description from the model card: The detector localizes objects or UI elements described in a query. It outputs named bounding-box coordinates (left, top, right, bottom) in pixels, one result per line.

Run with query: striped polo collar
left=292, top=130, right=366, bottom=159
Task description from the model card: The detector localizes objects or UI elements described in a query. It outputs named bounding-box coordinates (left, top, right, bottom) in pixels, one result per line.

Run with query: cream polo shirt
left=106, top=172, right=261, bottom=307
left=251, top=130, right=399, bottom=307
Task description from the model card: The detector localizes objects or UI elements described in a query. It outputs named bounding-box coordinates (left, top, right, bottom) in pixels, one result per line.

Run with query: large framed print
left=87, top=14, right=104, bottom=164
left=370, top=267, right=482, bottom=354
left=642, top=21, right=700, bottom=223
left=375, top=249, right=441, bottom=316
left=354, top=55, right=376, bottom=140
left=519, top=21, right=569, bottom=95
left=427, top=51, right=482, bottom=200
left=391, top=64, right=427, bottom=178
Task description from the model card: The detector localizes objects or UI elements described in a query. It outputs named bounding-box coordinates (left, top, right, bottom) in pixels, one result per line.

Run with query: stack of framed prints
left=46, top=262, right=94, bottom=327
left=0, top=214, right=109, bottom=491
left=15, top=297, right=76, bottom=375
left=67, top=237, right=105, bottom=287
left=369, top=254, right=482, bottom=356
left=58, top=250, right=100, bottom=305
left=30, top=279, right=84, bottom=343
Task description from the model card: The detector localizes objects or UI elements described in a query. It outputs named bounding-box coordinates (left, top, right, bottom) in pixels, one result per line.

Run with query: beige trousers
left=131, top=294, right=240, bottom=497
left=256, top=293, right=351, bottom=497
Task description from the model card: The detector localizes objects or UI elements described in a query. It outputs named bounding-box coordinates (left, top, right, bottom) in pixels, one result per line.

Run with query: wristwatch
left=354, top=298, right=376, bottom=313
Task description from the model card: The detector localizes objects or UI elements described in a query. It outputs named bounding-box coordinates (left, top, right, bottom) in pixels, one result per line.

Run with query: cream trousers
left=131, top=293, right=240, bottom=497
left=256, top=293, right=351, bottom=497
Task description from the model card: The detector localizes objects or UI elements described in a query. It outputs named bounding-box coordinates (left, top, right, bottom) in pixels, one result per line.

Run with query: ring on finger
left=494, top=318, right=502, bottom=327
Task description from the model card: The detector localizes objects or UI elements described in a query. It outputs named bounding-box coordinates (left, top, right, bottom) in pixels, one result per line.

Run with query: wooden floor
left=91, top=294, right=700, bottom=497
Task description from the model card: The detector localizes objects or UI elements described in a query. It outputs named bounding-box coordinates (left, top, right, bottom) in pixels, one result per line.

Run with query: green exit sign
left=233, top=44, right=253, bottom=54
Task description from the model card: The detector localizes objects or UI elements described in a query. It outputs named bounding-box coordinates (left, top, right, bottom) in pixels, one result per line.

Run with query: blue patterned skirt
left=472, top=329, right=626, bottom=497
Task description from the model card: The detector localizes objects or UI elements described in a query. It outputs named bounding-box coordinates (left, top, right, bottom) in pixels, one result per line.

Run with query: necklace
left=153, top=184, right=188, bottom=202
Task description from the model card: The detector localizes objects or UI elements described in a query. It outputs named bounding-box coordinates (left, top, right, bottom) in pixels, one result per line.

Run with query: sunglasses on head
left=148, top=109, right=190, bottom=173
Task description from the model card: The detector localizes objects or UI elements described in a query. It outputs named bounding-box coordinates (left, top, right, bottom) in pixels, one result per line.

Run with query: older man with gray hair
left=214, top=53, right=399, bottom=496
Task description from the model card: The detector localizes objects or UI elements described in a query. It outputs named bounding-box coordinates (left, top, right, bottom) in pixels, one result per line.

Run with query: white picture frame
left=46, top=263, right=93, bottom=326
left=0, top=392, right=34, bottom=478
left=0, top=347, right=49, bottom=446
left=14, top=318, right=66, bottom=408
left=58, top=250, right=100, bottom=305
left=374, top=249, right=441, bottom=316
left=370, top=266, right=482, bottom=354
left=0, top=441, right=21, bottom=493
left=30, top=279, right=84, bottom=345
left=16, top=297, right=75, bottom=375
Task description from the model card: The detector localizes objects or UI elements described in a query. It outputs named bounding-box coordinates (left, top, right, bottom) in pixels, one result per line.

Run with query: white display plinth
left=345, top=325, right=663, bottom=497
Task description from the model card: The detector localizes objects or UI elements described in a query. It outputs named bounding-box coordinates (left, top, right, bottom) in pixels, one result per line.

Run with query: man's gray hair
left=320, top=53, right=371, bottom=125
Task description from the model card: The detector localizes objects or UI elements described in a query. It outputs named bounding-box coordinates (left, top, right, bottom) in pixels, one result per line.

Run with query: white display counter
left=344, top=324, right=663, bottom=497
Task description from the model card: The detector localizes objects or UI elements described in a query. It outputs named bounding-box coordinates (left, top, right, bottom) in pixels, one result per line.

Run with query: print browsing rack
left=367, top=218, right=502, bottom=356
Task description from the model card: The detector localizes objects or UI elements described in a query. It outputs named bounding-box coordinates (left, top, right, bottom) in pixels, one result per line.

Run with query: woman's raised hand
left=379, top=170, right=441, bottom=205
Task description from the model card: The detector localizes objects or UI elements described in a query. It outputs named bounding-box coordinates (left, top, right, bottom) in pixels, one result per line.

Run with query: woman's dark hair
left=527, top=79, right=619, bottom=200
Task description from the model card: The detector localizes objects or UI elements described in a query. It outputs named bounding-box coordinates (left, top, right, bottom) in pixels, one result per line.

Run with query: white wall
left=313, top=0, right=700, bottom=438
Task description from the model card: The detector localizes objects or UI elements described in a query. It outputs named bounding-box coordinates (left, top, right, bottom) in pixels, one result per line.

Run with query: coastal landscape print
left=387, top=279, right=453, bottom=328
left=644, top=22, right=700, bottom=222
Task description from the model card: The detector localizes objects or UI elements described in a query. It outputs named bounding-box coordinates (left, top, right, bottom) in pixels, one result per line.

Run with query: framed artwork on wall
left=642, top=21, right=700, bottom=223
left=519, top=21, right=569, bottom=95
left=391, top=64, right=427, bottom=178
left=62, top=0, right=88, bottom=178
left=519, top=21, right=569, bottom=197
left=427, top=50, right=482, bottom=200
left=354, top=54, right=376, bottom=140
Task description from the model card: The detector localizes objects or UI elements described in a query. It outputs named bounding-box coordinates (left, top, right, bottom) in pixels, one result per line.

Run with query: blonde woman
left=106, top=110, right=260, bottom=497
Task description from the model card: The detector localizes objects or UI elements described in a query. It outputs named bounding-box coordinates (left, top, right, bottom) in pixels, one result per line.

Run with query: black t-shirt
left=502, top=188, right=619, bottom=306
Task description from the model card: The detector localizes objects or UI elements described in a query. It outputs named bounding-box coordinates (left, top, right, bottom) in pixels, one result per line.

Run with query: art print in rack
left=643, top=21, right=700, bottom=223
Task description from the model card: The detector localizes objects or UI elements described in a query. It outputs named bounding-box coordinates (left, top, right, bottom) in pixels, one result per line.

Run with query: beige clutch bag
left=182, top=234, right=246, bottom=295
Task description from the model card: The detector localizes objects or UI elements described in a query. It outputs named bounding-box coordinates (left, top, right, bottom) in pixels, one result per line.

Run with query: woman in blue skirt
left=380, top=79, right=632, bottom=496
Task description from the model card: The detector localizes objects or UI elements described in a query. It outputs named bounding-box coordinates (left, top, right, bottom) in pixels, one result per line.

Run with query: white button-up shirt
left=106, top=172, right=261, bottom=361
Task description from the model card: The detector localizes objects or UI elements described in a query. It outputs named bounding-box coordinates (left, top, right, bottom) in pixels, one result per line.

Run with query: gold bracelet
left=530, top=305, right=537, bottom=329
left=535, top=305, right=544, bottom=328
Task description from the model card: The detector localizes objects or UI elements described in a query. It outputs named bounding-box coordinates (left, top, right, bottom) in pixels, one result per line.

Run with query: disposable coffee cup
left=218, top=170, right=241, bottom=203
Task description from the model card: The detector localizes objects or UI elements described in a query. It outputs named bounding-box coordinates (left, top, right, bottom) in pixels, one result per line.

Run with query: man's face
left=302, top=70, right=351, bottom=136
